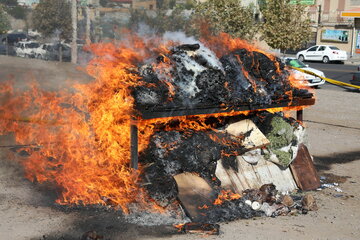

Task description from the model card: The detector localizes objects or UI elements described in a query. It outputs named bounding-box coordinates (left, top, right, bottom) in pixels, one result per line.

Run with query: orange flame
left=213, top=190, right=241, bottom=205
left=198, top=204, right=210, bottom=209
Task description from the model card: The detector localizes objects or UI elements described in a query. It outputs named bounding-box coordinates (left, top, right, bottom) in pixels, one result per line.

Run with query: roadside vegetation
left=127, top=0, right=311, bottom=50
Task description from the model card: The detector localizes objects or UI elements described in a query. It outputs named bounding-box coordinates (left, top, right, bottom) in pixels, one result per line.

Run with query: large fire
left=0, top=32, right=310, bottom=213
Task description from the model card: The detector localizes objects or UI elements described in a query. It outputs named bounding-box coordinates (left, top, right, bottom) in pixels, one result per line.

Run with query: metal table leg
left=297, top=109, right=303, bottom=122
left=130, top=122, right=138, bottom=169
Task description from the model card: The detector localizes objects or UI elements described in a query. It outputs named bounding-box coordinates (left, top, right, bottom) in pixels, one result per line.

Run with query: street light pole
left=71, top=0, right=78, bottom=64
left=86, top=3, right=91, bottom=44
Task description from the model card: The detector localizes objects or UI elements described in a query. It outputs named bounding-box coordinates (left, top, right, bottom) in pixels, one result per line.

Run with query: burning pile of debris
left=0, top=33, right=320, bottom=235
left=139, top=112, right=320, bottom=227
left=129, top=40, right=320, bottom=230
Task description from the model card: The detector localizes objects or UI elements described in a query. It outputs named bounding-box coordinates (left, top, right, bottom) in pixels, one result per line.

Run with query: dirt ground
left=0, top=56, right=360, bottom=240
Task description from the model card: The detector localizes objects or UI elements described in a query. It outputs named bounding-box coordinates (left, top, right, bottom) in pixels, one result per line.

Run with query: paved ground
left=0, top=56, right=359, bottom=240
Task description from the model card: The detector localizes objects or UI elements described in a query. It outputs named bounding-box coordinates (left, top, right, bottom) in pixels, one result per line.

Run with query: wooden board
left=216, top=155, right=298, bottom=194
left=290, top=143, right=320, bottom=190
left=226, top=119, right=270, bottom=150
left=174, top=173, right=217, bottom=221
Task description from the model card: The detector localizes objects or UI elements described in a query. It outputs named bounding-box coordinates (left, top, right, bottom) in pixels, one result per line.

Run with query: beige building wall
left=133, top=0, right=156, bottom=10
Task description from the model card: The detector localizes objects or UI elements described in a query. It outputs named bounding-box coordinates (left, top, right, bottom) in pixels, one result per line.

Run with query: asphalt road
left=303, top=61, right=360, bottom=92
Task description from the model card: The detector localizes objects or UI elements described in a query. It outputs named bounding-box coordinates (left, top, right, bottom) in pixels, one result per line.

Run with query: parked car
left=1, top=33, right=28, bottom=46
left=282, top=57, right=325, bottom=88
left=14, top=41, right=40, bottom=58
left=0, top=44, right=6, bottom=55
left=43, top=43, right=71, bottom=62
left=296, top=45, right=347, bottom=63
left=0, top=44, right=16, bottom=56
left=33, top=43, right=52, bottom=59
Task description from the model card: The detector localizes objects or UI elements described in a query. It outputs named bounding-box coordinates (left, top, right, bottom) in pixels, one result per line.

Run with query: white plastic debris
left=251, top=201, right=262, bottom=211
left=260, top=202, right=277, bottom=217
left=245, top=200, right=252, bottom=206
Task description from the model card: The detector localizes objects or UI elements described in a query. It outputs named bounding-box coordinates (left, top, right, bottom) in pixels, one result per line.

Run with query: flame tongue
left=213, top=190, right=241, bottom=205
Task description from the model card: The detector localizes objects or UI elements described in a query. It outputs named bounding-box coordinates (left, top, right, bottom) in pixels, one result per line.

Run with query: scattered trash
left=301, top=194, right=318, bottom=211
left=282, top=195, right=294, bottom=207
left=317, top=183, right=343, bottom=193
left=251, top=201, right=261, bottom=210
left=174, top=223, right=220, bottom=235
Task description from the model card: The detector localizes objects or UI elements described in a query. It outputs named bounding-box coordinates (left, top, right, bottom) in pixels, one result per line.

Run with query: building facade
left=307, top=0, right=360, bottom=56
left=133, top=0, right=156, bottom=10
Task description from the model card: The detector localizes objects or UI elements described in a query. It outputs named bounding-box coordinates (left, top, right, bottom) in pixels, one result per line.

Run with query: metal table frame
left=129, top=97, right=313, bottom=169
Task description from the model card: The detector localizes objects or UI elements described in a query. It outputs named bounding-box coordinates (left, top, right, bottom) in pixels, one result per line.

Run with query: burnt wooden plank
left=174, top=173, right=217, bottom=222
left=290, top=143, right=320, bottom=191
left=137, top=97, right=315, bottom=120
left=215, top=155, right=297, bottom=194
left=174, top=223, right=220, bottom=235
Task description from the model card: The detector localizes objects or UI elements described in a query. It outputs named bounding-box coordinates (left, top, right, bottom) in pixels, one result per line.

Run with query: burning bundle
left=133, top=43, right=312, bottom=117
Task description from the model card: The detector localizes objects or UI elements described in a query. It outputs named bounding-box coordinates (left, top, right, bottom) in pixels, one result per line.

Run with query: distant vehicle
left=0, top=44, right=16, bottom=56
left=43, top=43, right=71, bottom=62
left=14, top=41, right=40, bottom=58
left=33, top=43, right=52, bottom=59
left=296, top=45, right=347, bottom=63
left=0, top=44, right=6, bottom=55
left=282, top=57, right=325, bottom=88
left=27, top=29, right=41, bottom=38
left=1, top=33, right=28, bottom=45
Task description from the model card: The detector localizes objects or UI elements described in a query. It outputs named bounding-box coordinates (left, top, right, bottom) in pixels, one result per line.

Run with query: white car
left=33, top=43, right=52, bottom=59
left=296, top=45, right=347, bottom=63
left=282, top=57, right=325, bottom=88
left=14, top=41, right=40, bottom=58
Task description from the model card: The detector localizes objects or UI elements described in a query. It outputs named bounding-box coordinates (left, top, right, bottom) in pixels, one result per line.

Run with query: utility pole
left=86, top=2, right=91, bottom=44
left=317, top=5, right=321, bottom=25
left=71, top=0, right=78, bottom=64
left=316, top=5, right=321, bottom=46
